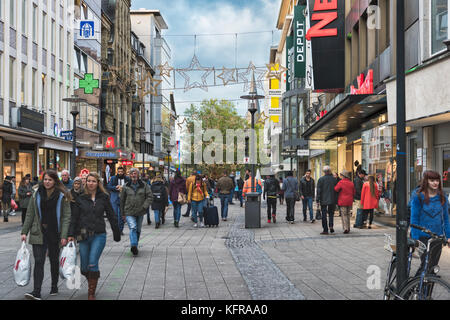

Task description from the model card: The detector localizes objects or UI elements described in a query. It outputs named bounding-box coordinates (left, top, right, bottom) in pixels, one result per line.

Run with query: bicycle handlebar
left=410, top=224, right=447, bottom=244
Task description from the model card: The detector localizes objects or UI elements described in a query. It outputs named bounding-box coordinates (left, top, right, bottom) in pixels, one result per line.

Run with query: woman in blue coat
left=410, top=171, right=450, bottom=276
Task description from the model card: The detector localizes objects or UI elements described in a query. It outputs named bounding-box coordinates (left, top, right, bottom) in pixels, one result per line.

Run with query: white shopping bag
left=13, top=241, right=31, bottom=287
left=59, top=241, right=77, bottom=281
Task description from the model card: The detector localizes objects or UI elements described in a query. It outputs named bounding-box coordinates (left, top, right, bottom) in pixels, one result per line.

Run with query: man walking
left=236, top=175, right=245, bottom=207
left=183, top=171, right=197, bottom=218
left=107, top=167, right=130, bottom=235
left=316, top=166, right=338, bottom=235
left=216, top=171, right=234, bottom=221
left=300, top=169, right=315, bottom=223
left=120, top=168, right=152, bottom=256
left=353, top=169, right=367, bottom=228
left=282, top=172, right=299, bottom=224
left=229, top=171, right=236, bottom=205
left=263, top=174, right=280, bottom=223
left=1, top=176, right=14, bottom=222
left=61, top=170, right=73, bottom=191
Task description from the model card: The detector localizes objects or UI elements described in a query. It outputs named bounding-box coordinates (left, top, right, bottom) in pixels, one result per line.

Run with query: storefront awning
left=302, top=94, right=387, bottom=141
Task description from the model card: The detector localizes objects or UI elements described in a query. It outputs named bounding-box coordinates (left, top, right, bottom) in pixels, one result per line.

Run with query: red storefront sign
left=121, top=160, right=133, bottom=166
left=306, top=0, right=338, bottom=40
left=350, top=69, right=374, bottom=95
left=105, top=137, right=115, bottom=149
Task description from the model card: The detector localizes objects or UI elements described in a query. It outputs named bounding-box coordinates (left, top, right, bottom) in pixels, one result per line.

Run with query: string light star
left=176, top=117, right=188, bottom=130
left=158, top=62, right=174, bottom=78
left=177, top=55, right=213, bottom=92
left=266, top=61, right=288, bottom=81
left=136, top=71, right=162, bottom=98
left=239, top=61, right=265, bottom=92
left=256, top=111, right=270, bottom=126
left=217, top=67, right=237, bottom=86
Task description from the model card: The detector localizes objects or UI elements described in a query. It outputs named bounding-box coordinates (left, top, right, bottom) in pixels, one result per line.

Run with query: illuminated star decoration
left=217, top=67, right=237, bottom=86
left=266, top=61, right=288, bottom=81
left=158, top=61, right=174, bottom=78
left=239, top=61, right=265, bottom=92
left=256, top=111, right=270, bottom=126
left=176, top=117, right=188, bottom=131
left=177, top=55, right=213, bottom=92
left=136, top=71, right=162, bottom=98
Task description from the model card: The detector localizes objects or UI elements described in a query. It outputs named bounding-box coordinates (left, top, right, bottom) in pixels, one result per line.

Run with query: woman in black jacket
left=151, top=176, right=169, bottom=229
left=68, top=172, right=120, bottom=300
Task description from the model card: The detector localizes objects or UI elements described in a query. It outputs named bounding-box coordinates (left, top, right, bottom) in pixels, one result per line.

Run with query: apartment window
left=431, top=0, right=449, bottom=54
left=9, top=57, right=15, bottom=101
left=10, top=0, right=15, bottom=28
left=32, top=69, right=36, bottom=107
left=51, top=79, right=55, bottom=112
left=0, top=0, right=3, bottom=19
left=51, top=20, right=55, bottom=53
left=58, top=83, right=62, bottom=116
left=22, top=0, right=26, bottom=33
left=21, top=63, right=26, bottom=104
left=41, top=73, right=46, bottom=110
left=67, top=32, right=70, bottom=61
left=32, top=5, right=37, bottom=41
left=42, top=13, right=47, bottom=48
left=59, top=27, right=63, bottom=57
left=0, top=53, right=3, bottom=97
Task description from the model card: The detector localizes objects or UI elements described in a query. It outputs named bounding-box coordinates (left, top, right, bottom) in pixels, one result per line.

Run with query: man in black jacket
left=236, top=176, right=245, bottom=207
left=300, top=169, right=315, bottom=223
left=316, top=166, right=338, bottom=234
left=263, top=174, right=280, bottom=223
left=1, top=176, right=13, bottom=222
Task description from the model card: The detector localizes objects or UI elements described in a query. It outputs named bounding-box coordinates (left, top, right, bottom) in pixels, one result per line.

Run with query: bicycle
left=383, top=224, right=450, bottom=300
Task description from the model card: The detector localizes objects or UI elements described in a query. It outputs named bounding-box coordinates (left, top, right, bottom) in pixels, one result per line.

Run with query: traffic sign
left=60, top=130, right=73, bottom=141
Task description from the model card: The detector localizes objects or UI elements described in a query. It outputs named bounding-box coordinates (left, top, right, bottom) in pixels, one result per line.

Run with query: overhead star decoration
left=176, top=117, right=188, bottom=131
left=256, top=111, right=270, bottom=126
left=136, top=71, right=162, bottom=98
left=158, top=62, right=174, bottom=78
left=239, top=61, right=265, bottom=92
left=177, top=55, right=213, bottom=92
left=217, top=67, right=237, bottom=86
left=266, top=61, right=288, bottom=81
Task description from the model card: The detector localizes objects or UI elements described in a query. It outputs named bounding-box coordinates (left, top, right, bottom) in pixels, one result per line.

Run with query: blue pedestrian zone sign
left=60, top=130, right=73, bottom=141
left=80, top=21, right=95, bottom=39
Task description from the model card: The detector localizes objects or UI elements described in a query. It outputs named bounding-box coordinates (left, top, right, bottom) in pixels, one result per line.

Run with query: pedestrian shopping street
left=2, top=202, right=450, bottom=300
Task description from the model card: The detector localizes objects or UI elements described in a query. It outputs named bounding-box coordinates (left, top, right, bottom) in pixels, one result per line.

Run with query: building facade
left=0, top=0, right=74, bottom=187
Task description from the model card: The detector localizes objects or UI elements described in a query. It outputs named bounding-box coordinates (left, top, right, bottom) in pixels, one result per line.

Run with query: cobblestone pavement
left=1, top=201, right=450, bottom=300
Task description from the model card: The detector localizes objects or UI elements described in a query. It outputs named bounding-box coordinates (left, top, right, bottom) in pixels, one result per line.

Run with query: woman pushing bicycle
left=410, top=170, right=450, bottom=276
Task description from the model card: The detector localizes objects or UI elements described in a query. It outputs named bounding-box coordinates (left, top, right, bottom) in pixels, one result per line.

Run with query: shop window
left=431, top=0, right=449, bottom=55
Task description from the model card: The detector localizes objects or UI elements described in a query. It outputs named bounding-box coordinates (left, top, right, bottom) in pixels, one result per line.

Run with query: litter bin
left=245, top=192, right=261, bottom=228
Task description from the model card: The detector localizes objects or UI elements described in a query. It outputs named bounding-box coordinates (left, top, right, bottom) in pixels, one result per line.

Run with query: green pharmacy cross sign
left=79, top=73, right=99, bottom=94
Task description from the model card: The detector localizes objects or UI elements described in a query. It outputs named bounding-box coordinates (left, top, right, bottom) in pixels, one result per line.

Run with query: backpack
left=151, top=183, right=165, bottom=203
left=266, top=179, right=278, bottom=196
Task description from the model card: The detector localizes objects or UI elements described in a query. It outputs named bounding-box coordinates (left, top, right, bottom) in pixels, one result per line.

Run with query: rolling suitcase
left=204, top=198, right=219, bottom=227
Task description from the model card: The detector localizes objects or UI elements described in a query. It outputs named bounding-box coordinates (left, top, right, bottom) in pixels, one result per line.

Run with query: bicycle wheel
left=383, top=260, right=397, bottom=300
left=399, top=276, right=450, bottom=300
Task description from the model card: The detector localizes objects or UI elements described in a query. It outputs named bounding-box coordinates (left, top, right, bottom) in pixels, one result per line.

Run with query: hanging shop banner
left=305, top=1, right=314, bottom=89
left=306, top=0, right=345, bottom=91
left=286, top=35, right=294, bottom=92
left=294, top=5, right=306, bottom=79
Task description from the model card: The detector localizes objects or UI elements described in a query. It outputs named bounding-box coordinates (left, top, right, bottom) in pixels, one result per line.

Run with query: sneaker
left=267, top=219, right=271, bottom=223
left=223, top=218, right=227, bottom=221
left=320, top=231, right=329, bottom=235
left=311, top=219, right=315, bottom=223
left=330, top=228, right=335, bottom=234
left=161, top=217, right=165, bottom=225
left=272, top=215, right=276, bottom=223
left=50, top=287, right=58, bottom=296
left=9, top=210, right=16, bottom=216
left=343, top=230, right=349, bottom=234
left=200, top=222, right=205, bottom=228
left=147, top=220, right=152, bottom=225
left=25, top=292, right=41, bottom=300
left=131, top=246, right=138, bottom=256
left=174, top=221, right=179, bottom=228
left=155, top=222, right=160, bottom=229
left=190, top=217, right=195, bottom=222
left=368, top=225, right=372, bottom=229
left=303, top=218, right=307, bottom=222
left=193, top=223, right=198, bottom=228
left=182, top=213, right=190, bottom=217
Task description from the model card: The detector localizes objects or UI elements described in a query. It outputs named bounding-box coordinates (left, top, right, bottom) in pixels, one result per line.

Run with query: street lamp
left=166, top=144, right=174, bottom=182
left=241, top=71, right=264, bottom=229
left=63, top=95, right=87, bottom=180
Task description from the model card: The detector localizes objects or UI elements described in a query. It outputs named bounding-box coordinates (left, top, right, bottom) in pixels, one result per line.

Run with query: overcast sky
left=131, top=0, right=282, bottom=117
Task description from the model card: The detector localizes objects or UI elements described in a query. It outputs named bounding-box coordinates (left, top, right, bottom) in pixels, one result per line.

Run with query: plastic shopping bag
left=13, top=241, right=31, bottom=286
left=59, top=241, right=77, bottom=281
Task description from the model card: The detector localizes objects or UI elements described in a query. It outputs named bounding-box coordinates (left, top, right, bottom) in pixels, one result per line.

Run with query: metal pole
left=396, top=0, right=408, bottom=292
left=167, top=150, right=170, bottom=182
left=251, top=109, right=255, bottom=192
left=71, top=112, right=77, bottom=180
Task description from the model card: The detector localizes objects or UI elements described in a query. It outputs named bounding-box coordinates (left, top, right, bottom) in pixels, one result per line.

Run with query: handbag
left=177, top=192, right=187, bottom=205
left=315, top=208, right=322, bottom=220
left=11, top=199, right=18, bottom=210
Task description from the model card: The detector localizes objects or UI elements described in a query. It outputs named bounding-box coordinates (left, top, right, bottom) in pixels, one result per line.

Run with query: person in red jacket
left=360, top=175, right=380, bottom=229
left=334, top=171, right=355, bottom=234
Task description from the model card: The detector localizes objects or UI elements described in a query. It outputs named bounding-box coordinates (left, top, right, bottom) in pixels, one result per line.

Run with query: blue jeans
left=302, top=197, right=314, bottom=220
left=126, top=216, right=144, bottom=247
left=228, top=192, right=234, bottom=204
left=219, top=194, right=229, bottom=219
left=153, top=210, right=161, bottom=223
left=321, top=205, right=335, bottom=232
left=173, top=202, right=181, bottom=222
left=78, top=233, right=106, bottom=273
left=191, top=200, right=204, bottom=223
left=237, top=190, right=243, bottom=206
left=110, top=198, right=124, bottom=232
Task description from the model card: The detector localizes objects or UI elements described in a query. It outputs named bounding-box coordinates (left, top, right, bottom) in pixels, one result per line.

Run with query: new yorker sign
left=306, top=0, right=345, bottom=91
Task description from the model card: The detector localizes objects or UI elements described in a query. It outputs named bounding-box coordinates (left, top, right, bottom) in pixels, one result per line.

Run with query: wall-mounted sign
left=268, top=108, right=282, bottom=116
left=350, top=69, right=374, bottom=95
left=306, top=0, right=345, bottom=91
left=105, top=137, right=115, bottom=149
left=79, top=21, right=95, bottom=39
left=121, top=160, right=133, bottom=166
left=82, top=151, right=118, bottom=159
left=294, top=5, right=306, bottom=79
left=60, top=130, right=73, bottom=141
left=286, top=35, right=294, bottom=91
left=19, top=107, right=44, bottom=133
left=79, top=73, right=99, bottom=94
left=268, top=89, right=282, bottom=97
left=297, top=149, right=310, bottom=157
